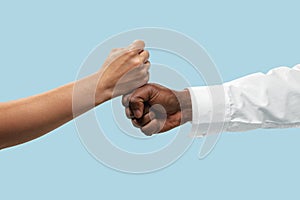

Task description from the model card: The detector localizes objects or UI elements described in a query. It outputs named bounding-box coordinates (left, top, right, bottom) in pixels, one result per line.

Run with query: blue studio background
left=1, top=0, right=300, bottom=199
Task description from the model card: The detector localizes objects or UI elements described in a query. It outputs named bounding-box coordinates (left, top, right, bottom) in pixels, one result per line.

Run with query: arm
left=0, top=40, right=150, bottom=149
left=123, top=64, right=300, bottom=136
left=189, top=64, right=300, bottom=135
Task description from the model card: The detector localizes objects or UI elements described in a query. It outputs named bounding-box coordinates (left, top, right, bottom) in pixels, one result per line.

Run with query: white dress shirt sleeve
left=188, top=64, right=300, bottom=136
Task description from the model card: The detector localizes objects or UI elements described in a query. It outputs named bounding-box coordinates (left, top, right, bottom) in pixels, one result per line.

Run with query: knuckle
left=144, top=50, right=150, bottom=58
left=127, top=49, right=138, bottom=57
left=131, top=57, right=142, bottom=66
left=128, top=96, right=138, bottom=105
left=122, top=95, right=129, bottom=106
left=121, top=50, right=134, bottom=58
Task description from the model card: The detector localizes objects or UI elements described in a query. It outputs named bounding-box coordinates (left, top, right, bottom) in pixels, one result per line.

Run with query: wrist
left=175, top=89, right=192, bottom=123
left=85, top=72, right=112, bottom=106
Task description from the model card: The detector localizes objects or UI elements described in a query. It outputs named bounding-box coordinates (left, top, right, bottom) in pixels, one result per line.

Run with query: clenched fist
left=122, top=84, right=192, bottom=136
left=97, top=40, right=150, bottom=102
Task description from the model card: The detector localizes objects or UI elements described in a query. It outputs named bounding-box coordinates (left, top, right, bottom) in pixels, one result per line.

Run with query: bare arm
left=0, top=40, right=150, bottom=149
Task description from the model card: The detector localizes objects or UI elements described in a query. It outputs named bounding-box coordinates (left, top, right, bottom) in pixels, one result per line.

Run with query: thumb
left=129, top=85, right=153, bottom=119
left=129, top=99, right=144, bottom=119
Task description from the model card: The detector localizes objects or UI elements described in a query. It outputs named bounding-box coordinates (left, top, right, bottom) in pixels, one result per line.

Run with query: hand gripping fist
left=97, top=40, right=150, bottom=101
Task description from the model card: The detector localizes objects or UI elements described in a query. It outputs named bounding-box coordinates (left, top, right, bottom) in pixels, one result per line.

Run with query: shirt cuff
left=187, top=85, right=231, bottom=137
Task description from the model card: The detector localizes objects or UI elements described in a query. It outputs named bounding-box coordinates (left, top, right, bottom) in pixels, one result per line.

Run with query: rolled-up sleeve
left=188, top=64, right=300, bottom=136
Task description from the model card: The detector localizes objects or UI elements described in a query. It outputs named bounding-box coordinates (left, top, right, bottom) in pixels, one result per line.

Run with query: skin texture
left=0, top=40, right=150, bottom=150
left=122, top=83, right=192, bottom=136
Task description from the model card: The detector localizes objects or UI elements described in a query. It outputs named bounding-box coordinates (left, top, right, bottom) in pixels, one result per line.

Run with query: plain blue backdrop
left=1, top=0, right=300, bottom=199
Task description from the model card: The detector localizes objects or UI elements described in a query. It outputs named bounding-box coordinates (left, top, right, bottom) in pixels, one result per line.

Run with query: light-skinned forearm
left=0, top=72, right=108, bottom=150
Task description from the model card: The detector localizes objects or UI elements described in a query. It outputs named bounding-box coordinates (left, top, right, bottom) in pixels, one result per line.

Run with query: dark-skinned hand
left=122, top=83, right=192, bottom=136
